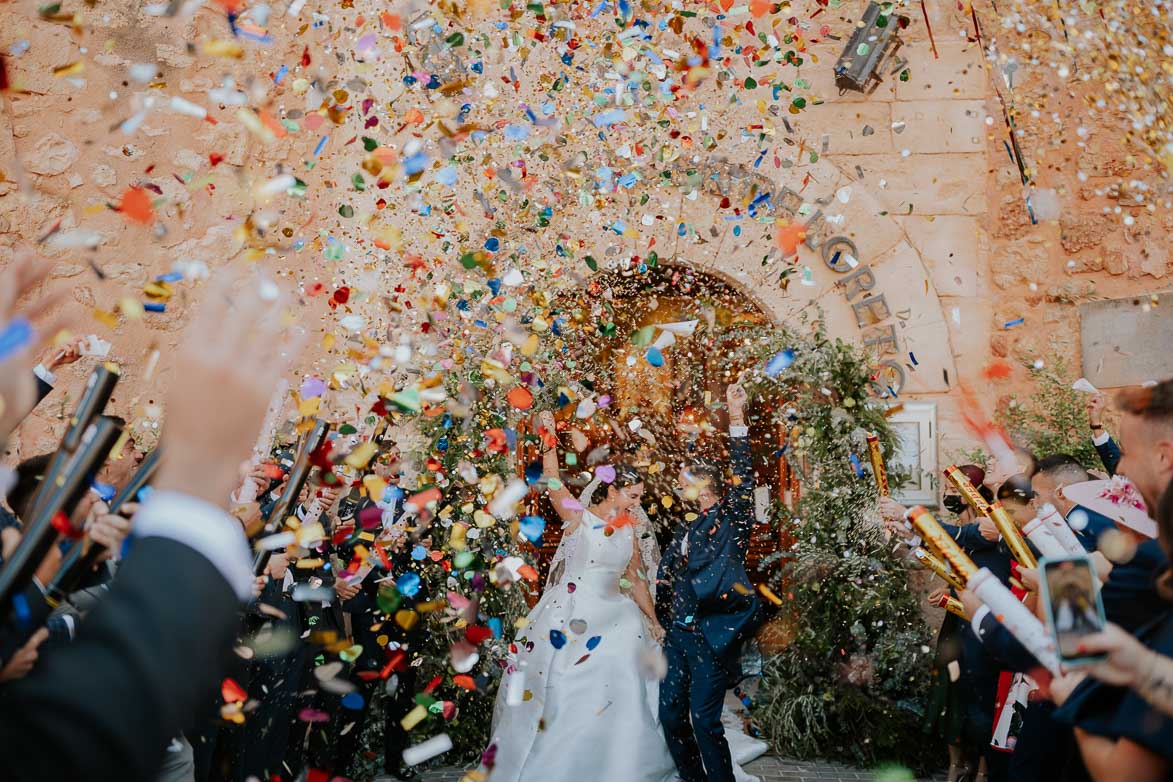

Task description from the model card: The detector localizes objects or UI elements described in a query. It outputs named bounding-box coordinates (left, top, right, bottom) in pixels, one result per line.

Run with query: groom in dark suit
left=657, top=382, right=762, bottom=782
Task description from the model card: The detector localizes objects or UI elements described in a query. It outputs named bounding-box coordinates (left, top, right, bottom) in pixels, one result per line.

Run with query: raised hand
left=0, top=247, right=73, bottom=443
left=154, top=272, right=305, bottom=508
left=1073, top=623, right=1154, bottom=686
left=1087, top=394, right=1106, bottom=428
left=726, top=382, right=747, bottom=414
left=40, top=334, right=85, bottom=372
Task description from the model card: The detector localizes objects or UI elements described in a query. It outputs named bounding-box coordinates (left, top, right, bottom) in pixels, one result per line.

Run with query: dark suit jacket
left=34, top=374, right=53, bottom=406
left=658, top=434, right=761, bottom=656
left=0, top=536, right=240, bottom=781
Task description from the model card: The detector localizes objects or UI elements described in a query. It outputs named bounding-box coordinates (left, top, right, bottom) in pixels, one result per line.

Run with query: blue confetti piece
left=0, top=317, right=33, bottom=362
left=436, top=165, right=458, bottom=186
left=550, top=629, right=567, bottom=649
left=144, top=302, right=166, bottom=313
left=586, top=636, right=602, bottom=650
left=849, top=453, right=865, bottom=477
left=488, top=617, right=502, bottom=638
left=525, top=460, right=544, bottom=485
left=312, top=136, right=328, bottom=156
left=764, top=349, right=795, bottom=378
left=274, top=64, right=288, bottom=84
left=645, top=347, right=664, bottom=367
left=1003, top=317, right=1025, bottom=329
left=156, top=271, right=183, bottom=283
left=411, top=545, right=427, bottom=561
left=485, top=236, right=500, bottom=252
left=487, top=278, right=502, bottom=295
left=503, top=124, right=530, bottom=141
left=91, top=480, right=117, bottom=502
left=396, top=572, right=421, bottom=598
left=592, top=108, right=627, bottom=127
left=909, top=352, right=919, bottom=366
left=12, top=592, right=30, bottom=628
left=519, top=515, right=546, bottom=544
left=402, top=152, right=429, bottom=176
left=341, top=692, right=365, bottom=710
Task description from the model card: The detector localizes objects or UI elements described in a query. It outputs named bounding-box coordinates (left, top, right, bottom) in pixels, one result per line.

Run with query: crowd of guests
left=0, top=254, right=426, bottom=781
left=880, top=381, right=1173, bottom=782
left=1, top=243, right=1172, bottom=782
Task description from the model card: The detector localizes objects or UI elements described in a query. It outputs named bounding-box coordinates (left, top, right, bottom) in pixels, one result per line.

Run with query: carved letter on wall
left=862, top=324, right=900, bottom=355
left=821, top=236, right=860, bottom=273
left=852, top=294, right=891, bottom=327
left=840, top=265, right=877, bottom=300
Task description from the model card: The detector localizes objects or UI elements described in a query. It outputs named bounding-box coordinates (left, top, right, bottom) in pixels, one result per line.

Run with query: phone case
left=1038, top=554, right=1108, bottom=666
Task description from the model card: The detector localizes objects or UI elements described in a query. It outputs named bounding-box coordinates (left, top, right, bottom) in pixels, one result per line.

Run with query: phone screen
left=1044, top=558, right=1105, bottom=659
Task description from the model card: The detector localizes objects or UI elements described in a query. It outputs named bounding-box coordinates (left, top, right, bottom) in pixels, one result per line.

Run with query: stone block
left=1080, top=291, right=1173, bottom=388
left=833, top=152, right=988, bottom=216
left=896, top=215, right=987, bottom=296
left=890, top=99, right=988, bottom=154
left=895, top=42, right=988, bottom=101
left=809, top=101, right=894, bottom=155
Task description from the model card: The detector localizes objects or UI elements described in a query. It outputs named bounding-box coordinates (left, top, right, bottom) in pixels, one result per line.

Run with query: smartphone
left=1038, top=554, right=1108, bottom=665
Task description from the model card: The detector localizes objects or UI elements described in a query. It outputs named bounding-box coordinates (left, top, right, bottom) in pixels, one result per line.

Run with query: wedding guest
left=1030, top=456, right=1116, bottom=547
left=0, top=268, right=304, bottom=781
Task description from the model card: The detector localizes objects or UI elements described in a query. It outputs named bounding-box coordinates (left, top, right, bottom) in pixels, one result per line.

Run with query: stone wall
left=0, top=0, right=1168, bottom=477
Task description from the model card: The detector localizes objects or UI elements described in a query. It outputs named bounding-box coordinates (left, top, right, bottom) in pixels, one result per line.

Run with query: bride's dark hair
left=608, top=463, right=644, bottom=491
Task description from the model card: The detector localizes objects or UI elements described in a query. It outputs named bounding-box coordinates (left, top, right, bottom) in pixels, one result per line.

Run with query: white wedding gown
left=487, top=508, right=763, bottom=782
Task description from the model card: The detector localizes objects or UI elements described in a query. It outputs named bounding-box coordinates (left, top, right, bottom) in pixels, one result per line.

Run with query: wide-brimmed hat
left=1062, top=477, right=1158, bottom=538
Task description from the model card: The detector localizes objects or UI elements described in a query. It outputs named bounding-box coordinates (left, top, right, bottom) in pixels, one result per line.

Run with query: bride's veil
left=543, top=475, right=662, bottom=599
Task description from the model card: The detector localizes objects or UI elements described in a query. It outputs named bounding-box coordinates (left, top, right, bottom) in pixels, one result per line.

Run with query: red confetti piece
left=465, top=625, right=492, bottom=644
left=506, top=386, right=534, bottom=410
left=221, top=677, right=247, bottom=703
left=119, top=186, right=154, bottom=225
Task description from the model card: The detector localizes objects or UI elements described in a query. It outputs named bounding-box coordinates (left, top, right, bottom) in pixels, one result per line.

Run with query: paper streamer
left=1035, top=502, right=1084, bottom=555
left=402, top=733, right=454, bottom=766
left=969, top=567, right=1060, bottom=675
left=1022, top=517, right=1068, bottom=559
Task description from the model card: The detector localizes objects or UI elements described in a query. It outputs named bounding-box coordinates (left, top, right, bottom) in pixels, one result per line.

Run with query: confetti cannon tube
left=943, top=464, right=992, bottom=517
left=908, top=506, right=979, bottom=582
left=968, top=567, right=1060, bottom=675
left=26, top=364, right=120, bottom=520
left=989, top=501, right=1037, bottom=569
left=930, top=592, right=968, bottom=620
left=914, top=547, right=966, bottom=592
left=1038, top=502, right=1084, bottom=555
left=253, top=418, right=330, bottom=576
left=865, top=431, right=889, bottom=497
left=1022, top=516, right=1068, bottom=560
left=0, top=416, right=123, bottom=627
left=46, top=446, right=162, bottom=606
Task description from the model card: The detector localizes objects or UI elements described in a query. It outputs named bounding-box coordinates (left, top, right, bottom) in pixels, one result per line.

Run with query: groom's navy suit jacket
left=657, top=432, right=762, bottom=658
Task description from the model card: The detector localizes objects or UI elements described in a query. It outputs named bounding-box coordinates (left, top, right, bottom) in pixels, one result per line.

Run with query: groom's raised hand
left=726, top=382, right=747, bottom=428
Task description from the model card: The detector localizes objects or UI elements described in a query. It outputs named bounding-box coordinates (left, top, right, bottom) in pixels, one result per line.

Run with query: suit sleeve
left=938, top=519, right=996, bottom=554
left=0, top=536, right=242, bottom=781
left=726, top=431, right=755, bottom=552
left=973, top=610, right=1041, bottom=673
left=1093, top=434, right=1120, bottom=477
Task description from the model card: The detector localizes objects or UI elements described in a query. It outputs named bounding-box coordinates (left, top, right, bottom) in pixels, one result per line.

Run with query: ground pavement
left=415, top=756, right=946, bottom=781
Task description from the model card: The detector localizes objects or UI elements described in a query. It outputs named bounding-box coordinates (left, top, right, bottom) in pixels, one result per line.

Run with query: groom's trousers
left=659, top=626, right=735, bottom=782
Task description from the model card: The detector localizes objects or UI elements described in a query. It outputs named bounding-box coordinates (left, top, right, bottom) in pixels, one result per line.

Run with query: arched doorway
left=519, top=261, right=798, bottom=593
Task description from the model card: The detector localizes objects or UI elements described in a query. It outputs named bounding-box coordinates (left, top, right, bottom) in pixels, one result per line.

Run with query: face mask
left=943, top=495, right=967, bottom=514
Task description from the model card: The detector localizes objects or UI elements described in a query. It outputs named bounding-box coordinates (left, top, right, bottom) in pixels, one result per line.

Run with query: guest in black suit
left=0, top=267, right=304, bottom=781
left=1031, top=456, right=1117, bottom=548
left=657, top=382, right=762, bottom=782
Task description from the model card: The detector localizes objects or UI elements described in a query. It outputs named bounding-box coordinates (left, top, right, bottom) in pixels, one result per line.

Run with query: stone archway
left=557, top=152, right=960, bottom=400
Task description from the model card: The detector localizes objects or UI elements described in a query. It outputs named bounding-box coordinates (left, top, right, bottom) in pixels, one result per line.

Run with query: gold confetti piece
left=52, top=61, right=85, bottom=77
left=118, top=298, right=144, bottom=319
left=345, top=442, right=378, bottom=469
left=202, top=39, right=244, bottom=58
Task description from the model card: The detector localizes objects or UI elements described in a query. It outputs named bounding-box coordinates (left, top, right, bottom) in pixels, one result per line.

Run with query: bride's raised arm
left=624, top=533, right=665, bottom=643
left=537, top=410, right=580, bottom=530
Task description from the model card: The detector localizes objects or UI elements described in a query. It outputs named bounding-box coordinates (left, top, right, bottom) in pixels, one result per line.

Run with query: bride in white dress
left=486, top=412, right=764, bottom=782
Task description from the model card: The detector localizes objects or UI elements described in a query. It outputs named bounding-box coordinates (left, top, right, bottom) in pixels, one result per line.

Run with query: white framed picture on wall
left=886, top=401, right=938, bottom=507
